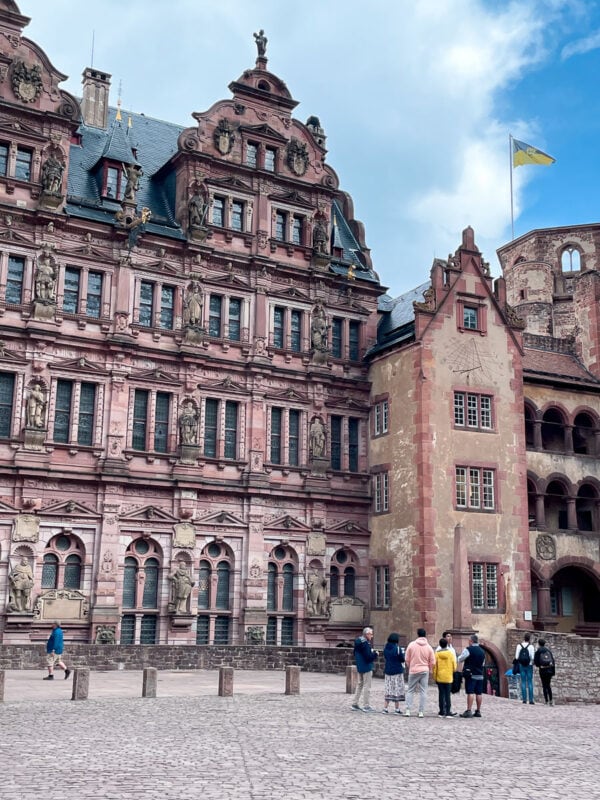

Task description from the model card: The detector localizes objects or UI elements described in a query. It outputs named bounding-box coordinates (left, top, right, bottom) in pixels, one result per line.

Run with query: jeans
left=406, top=671, right=429, bottom=712
left=520, top=665, right=534, bottom=702
left=437, top=682, right=452, bottom=716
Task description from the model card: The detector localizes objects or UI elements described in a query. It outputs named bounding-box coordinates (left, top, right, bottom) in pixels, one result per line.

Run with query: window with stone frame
left=121, top=538, right=162, bottom=644
left=271, top=305, right=304, bottom=352
left=373, top=398, right=389, bottom=436
left=374, top=565, right=390, bottom=608
left=373, top=471, right=389, bottom=513
left=329, top=549, right=357, bottom=598
left=137, top=280, right=175, bottom=330
left=196, top=541, right=234, bottom=645
left=15, top=147, right=32, bottom=181
left=453, top=391, right=493, bottom=430
left=131, top=389, right=172, bottom=453
left=0, top=143, right=8, bottom=176
left=41, top=533, right=84, bottom=590
left=470, top=562, right=499, bottom=610
left=455, top=466, right=495, bottom=510
left=269, top=407, right=301, bottom=466
left=52, top=379, right=97, bottom=447
left=5, top=255, right=25, bottom=304
left=202, top=397, right=239, bottom=460
left=266, top=545, right=297, bottom=645
left=0, top=371, right=15, bottom=439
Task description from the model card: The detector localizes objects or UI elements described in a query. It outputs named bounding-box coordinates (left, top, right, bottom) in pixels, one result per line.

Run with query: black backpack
left=517, top=644, right=531, bottom=666
left=538, top=648, right=554, bottom=668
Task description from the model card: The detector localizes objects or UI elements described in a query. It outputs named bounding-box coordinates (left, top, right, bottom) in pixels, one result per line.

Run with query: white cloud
left=23, top=0, right=569, bottom=297
left=561, top=30, right=600, bottom=59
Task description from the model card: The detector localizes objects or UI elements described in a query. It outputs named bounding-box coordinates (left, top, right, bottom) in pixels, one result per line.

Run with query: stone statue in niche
left=41, top=154, right=65, bottom=195
left=309, top=417, right=326, bottom=458
left=7, top=555, right=34, bottom=612
left=306, top=569, right=329, bottom=617
left=254, top=29, right=267, bottom=57
left=168, top=561, right=194, bottom=614
left=312, top=216, right=328, bottom=255
left=183, top=282, right=203, bottom=327
left=34, top=251, right=57, bottom=303
left=122, top=163, right=143, bottom=202
left=310, top=302, right=328, bottom=352
left=26, top=384, right=46, bottom=429
left=188, top=190, right=207, bottom=228
left=179, top=400, right=199, bottom=446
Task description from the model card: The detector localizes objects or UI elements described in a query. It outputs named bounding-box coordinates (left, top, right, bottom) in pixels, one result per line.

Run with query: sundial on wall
left=445, top=339, right=497, bottom=380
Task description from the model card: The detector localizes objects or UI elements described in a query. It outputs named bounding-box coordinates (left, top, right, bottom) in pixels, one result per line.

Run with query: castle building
left=0, top=1, right=382, bottom=646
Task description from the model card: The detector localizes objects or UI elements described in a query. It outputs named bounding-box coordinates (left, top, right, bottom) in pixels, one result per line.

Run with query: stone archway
left=547, top=558, right=600, bottom=635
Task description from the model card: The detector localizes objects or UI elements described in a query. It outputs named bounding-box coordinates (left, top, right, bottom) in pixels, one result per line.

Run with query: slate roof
left=366, top=279, right=430, bottom=358
left=65, top=106, right=379, bottom=276
left=523, top=347, right=600, bottom=386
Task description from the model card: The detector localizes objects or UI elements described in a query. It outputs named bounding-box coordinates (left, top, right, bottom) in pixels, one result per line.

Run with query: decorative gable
left=120, top=505, right=178, bottom=523
left=49, top=356, right=108, bottom=376
left=238, top=123, right=287, bottom=143
left=264, top=514, right=311, bottom=533
left=196, top=510, right=245, bottom=527
left=326, top=519, right=369, bottom=535
left=201, top=375, right=246, bottom=394
left=40, top=500, right=100, bottom=519
left=131, top=367, right=180, bottom=386
left=264, top=386, right=309, bottom=404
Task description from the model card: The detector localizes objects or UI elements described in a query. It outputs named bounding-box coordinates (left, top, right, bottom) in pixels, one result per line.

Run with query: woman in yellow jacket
left=433, top=637, right=457, bottom=718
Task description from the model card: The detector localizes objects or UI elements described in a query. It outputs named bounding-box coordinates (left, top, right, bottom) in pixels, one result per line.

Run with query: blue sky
left=20, top=0, right=600, bottom=298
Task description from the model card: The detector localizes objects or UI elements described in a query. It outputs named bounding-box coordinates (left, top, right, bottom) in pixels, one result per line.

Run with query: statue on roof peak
left=254, top=29, right=267, bottom=58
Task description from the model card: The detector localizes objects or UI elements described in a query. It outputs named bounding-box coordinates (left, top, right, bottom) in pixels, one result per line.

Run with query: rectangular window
left=0, top=143, right=8, bottom=176
left=331, top=318, right=343, bottom=358
left=77, top=382, right=96, bottom=446
left=154, top=391, right=170, bottom=453
left=160, top=285, right=175, bottom=330
left=265, top=147, right=276, bottom=172
left=212, top=196, right=224, bottom=227
left=292, top=215, right=303, bottom=245
left=86, top=270, right=103, bottom=318
left=454, top=392, right=493, bottom=430
left=214, top=616, right=230, bottom=644
left=289, top=409, right=300, bottom=466
left=53, top=380, right=73, bottom=443
left=139, top=281, right=154, bottom=327
left=6, top=255, right=25, bottom=304
left=231, top=200, right=244, bottom=231
left=266, top=616, right=277, bottom=645
left=273, top=306, right=284, bottom=348
left=204, top=398, right=218, bottom=458
left=228, top=298, right=241, bottom=341
left=290, top=309, right=301, bottom=352
left=15, top=147, right=32, bottom=181
left=456, top=466, right=495, bottom=510
left=246, top=142, right=258, bottom=168
left=374, top=566, right=390, bottom=608
left=374, top=399, right=389, bottom=436
left=275, top=211, right=287, bottom=241
left=132, top=389, right=149, bottom=451
left=120, top=615, right=135, bottom=644
left=224, top=400, right=238, bottom=459
left=196, top=615, right=210, bottom=644
left=270, top=407, right=282, bottom=464
left=348, top=417, right=359, bottom=472
left=281, top=617, right=294, bottom=645
left=349, top=321, right=360, bottom=360
left=140, top=615, right=157, bottom=644
left=330, top=415, right=342, bottom=470
left=63, top=267, right=81, bottom=314
left=105, top=167, right=120, bottom=199
left=0, top=372, right=15, bottom=438
left=209, top=295, right=222, bottom=337
left=471, top=562, right=498, bottom=610
left=374, top=472, right=390, bottom=513
left=463, top=306, right=478, bottom=330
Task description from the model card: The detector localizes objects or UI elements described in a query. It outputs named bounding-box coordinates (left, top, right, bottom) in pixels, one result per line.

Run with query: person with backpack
left=534, top=637, right=556, bottom=705
left=515, top=632, right=536, bottom=704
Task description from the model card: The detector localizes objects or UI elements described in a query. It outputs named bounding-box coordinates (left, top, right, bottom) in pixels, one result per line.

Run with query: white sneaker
left=418, top=711, right=424, bottom=718
left=404, top=710, right=411, bottom=717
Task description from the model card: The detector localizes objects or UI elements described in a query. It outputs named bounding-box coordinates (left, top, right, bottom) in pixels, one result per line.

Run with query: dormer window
left=103, top=165, right=122, bottom=200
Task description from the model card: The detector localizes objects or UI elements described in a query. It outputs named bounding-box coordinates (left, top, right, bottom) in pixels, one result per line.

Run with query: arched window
left=266, top=545, right=297, bottom=645
left=573, top=412, right=595, bottom=456
left=41, top=553, right=58, bottom=589
left=142, top=557, right=159, bottom=608
left=282, top=563, right=294, bottom=611
left=576, top=483, right=598, bottom=532
left=42, top=534, right=84, bottom=590
left=196, top=541, right=235, bottom=645
left=545, top=480, right=569, bottom=530
left=561, top=246, right=581, bottom=272
left=541, top=408, right=566, bottom=452
left=344, top=567, right=356, bottom=597
left=122, top=557, right=137, bottom=609
left=330, top=565, right=340, bottom=598
left=524, top=405, right=536, bottom=449
left=527, top=479, right=537, bottom=528
left=120, top=538, right=162, bottom=644
left=267, top=562, right=277, bottom=610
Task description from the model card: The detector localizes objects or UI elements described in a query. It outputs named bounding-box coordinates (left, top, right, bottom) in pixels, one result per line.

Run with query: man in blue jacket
left=352, top=626, right=378, bottom=712
left=44, top=621, right=71, bottom=680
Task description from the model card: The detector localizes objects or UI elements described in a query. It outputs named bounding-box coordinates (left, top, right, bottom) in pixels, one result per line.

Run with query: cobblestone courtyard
left=1, top=670, right=596, bottom=800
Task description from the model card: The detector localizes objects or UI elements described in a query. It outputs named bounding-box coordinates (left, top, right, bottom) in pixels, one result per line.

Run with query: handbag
left=451, top=670, right=463, bottom=694
left=512, top=659, right=520, bottom=676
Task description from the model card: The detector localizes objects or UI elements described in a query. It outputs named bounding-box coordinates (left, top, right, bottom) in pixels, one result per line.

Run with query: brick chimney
left=81, top=67, right=111, bottom=129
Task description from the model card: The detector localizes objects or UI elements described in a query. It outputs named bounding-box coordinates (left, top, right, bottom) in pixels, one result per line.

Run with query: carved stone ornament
left=214, top=118, right=235, bottom=156
left=95, top=625, right=117, bottom=644
left=249, top=560, right=262, bottom=579
left=33, top=589, right=89, bottom=621
left=286, top=138, right=309, bottom=176
left=11, top=59, right=43, bottom=103
left=536, top=533, right=556, bottom=561
left=246, top=625, right=265, bottom=644
left=306, top=532, right=326, bottom=556
left=173, top=522, right=195, bottom=549
left=12, top=514, right=39, bottom=543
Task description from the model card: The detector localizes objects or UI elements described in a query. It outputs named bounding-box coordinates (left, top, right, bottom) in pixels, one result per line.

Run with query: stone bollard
left=346, top=665, right=358, bottom=694
left=0, top=670, right=4, bottom=702
left=218, top=666, right=234, bottom=697
left=142, top=667, right=158, bottom=698
left=71, top=667, right=90, bottom=701
left=285, top=665, right=301, bottom=695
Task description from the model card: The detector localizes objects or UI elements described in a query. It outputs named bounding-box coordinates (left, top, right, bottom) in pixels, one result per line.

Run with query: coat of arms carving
left=11, top=60, right=43, bottom=104
left=214, top=119, right=235, bottom=155
left=286, top=138, right=309, bottom=176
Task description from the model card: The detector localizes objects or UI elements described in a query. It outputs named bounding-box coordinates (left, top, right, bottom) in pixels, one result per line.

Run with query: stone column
left=285, top=665, right=300, bottom=695
left=345, top=665, right=357, bottom=694
left=72, top=668, right=90, bottom=701
left=142, top=667, right=157, bottom=698
left=218, top=667, right=234, bottom=697
left=566, top=497, right=577, bottom=530
left=535, top=494, right=546, bottom=529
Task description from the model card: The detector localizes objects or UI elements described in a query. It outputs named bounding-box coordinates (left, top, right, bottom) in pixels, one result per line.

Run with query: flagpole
left=509, top=133, right=514, bottom=240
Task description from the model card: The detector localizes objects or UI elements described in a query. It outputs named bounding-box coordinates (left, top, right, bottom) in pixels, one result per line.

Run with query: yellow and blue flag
left=512, top=138, right=555, bottom=168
